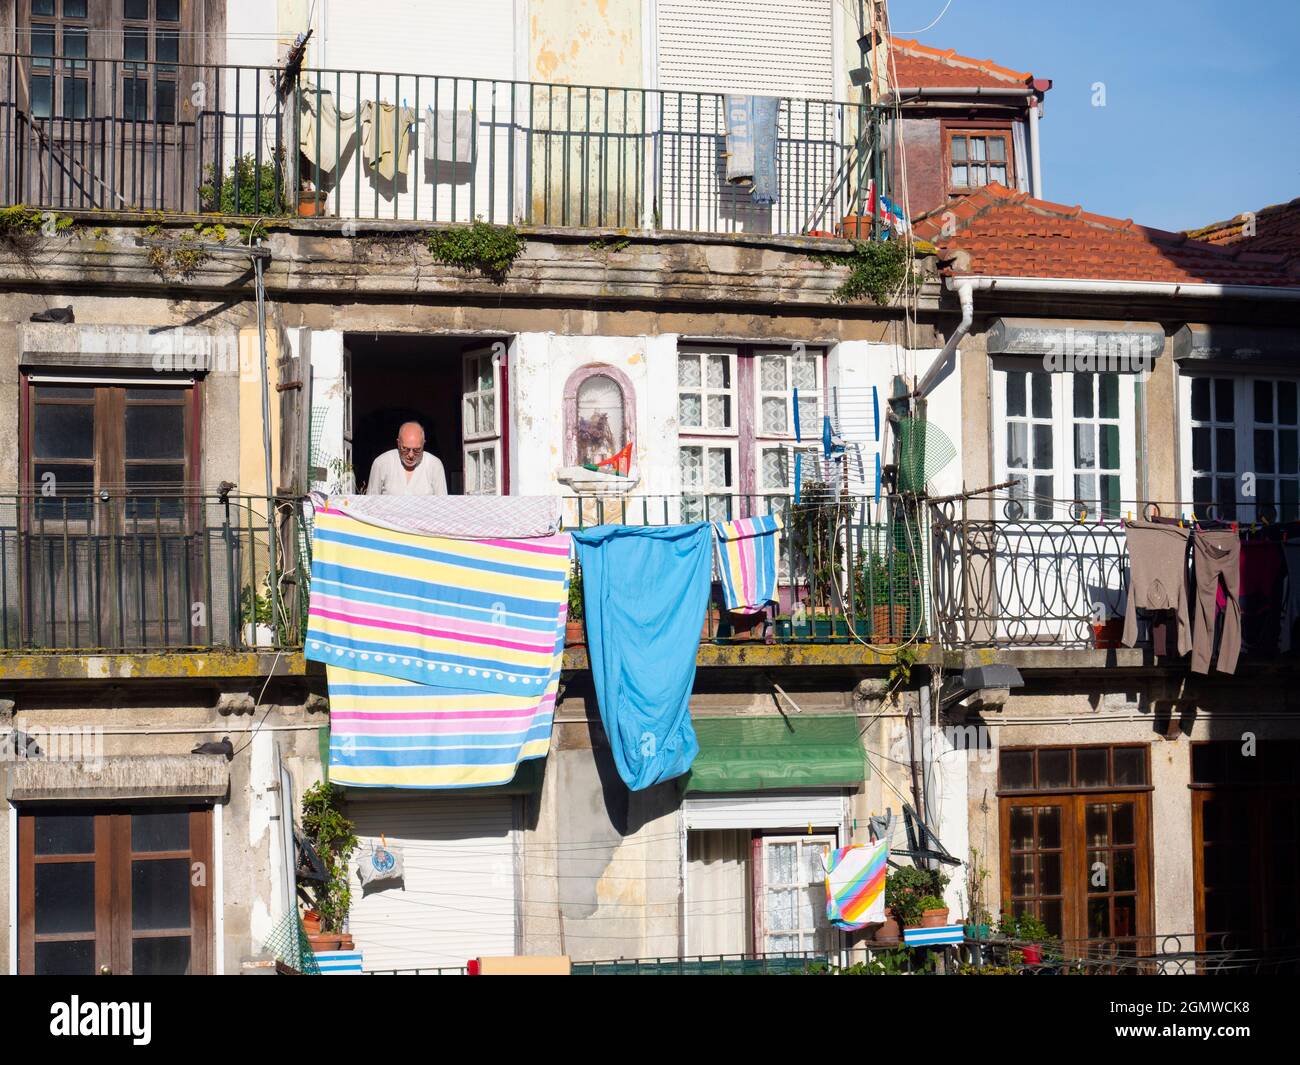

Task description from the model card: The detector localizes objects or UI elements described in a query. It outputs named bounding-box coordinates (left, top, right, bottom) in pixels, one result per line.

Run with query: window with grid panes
left=760, top=835, right=836, bottom=956
left=123, top=0, right=181, bottom=123
left=1004, top=367, right=1055, bottom=518
left=1250, top=378, right=1300, bottom=521
left=949, top=130, right=1012, bottom=192
left=756, top=348, right=820, bottom=439
left=1188, top=376, right=1239, bottom=519
left=679, top=442, right=735, bottom=522
left=1071, top=372, right=1122, bottom=519
left=27, top=0, right=90, bottom=119
left=677, top=349, right=734, bottom=434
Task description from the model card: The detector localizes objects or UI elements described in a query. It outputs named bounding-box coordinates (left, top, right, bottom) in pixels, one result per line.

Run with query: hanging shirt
left=299, top=87, right=356, bottom=178
left=359, top=101, right=416, bottom=181
left=365, top=449, right=448, bottom=496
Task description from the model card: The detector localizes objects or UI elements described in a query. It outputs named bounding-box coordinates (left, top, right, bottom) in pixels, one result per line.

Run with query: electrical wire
left=893, top=0, right=956, bottom=36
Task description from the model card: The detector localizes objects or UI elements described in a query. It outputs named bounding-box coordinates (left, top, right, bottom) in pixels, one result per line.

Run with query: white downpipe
left=1028, top=100, right=1043, bottom=199
left=914, top=276, right=975, bottom=399
left=7, top=804, right=15, bottom=975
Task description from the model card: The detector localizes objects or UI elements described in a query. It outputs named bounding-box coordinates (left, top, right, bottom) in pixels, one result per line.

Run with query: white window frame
left=462, top=347, right=502, bottom=496
left=753, top=347, right=823, bottom=442
left=677, top=347, right=737, bottom=437
left=759, top=833, right=838, bottom=957
left=678, top=439, right=739, bottom=522
left=1178, top=370, right=1300, bottom=522
left=991, top=358, right=1137, bottom=521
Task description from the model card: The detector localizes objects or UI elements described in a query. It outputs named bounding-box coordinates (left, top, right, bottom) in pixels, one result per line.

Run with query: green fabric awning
left=683, top=715, right=867, bottom=794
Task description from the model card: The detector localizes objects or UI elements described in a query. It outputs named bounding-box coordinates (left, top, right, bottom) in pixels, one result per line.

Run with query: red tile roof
left=888, top=37, right=1046, bottom=91
left=912, top=184, right=1298, bottom=288
left=1186, top=197, right=1300, bottom=271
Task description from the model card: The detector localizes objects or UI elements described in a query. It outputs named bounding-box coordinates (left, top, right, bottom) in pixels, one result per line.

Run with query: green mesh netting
left=896, top=417, right=957, bottom=493
left=261, top=910, right=321, bottom=975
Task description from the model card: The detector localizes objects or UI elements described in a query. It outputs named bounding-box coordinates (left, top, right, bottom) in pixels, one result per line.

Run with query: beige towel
left=299, top=88, right=355, bottom=177
left=359, top=100, right=415, bottom=181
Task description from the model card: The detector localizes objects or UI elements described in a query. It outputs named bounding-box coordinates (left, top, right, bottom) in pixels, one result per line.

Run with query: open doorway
left=345, top=333, right=509, bottom=495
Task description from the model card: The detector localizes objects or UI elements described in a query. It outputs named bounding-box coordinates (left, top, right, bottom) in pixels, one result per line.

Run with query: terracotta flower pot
left=336, top=933, right=355, bottom=951
left=1092, top=618, right=1123, bottom=649
left=871, top=604, right=908, bottom=643
left=565, top=619, right=586, bottom=647
left=307, top=932, right=343, bottom=952
left=921, top=907, right=950, bottom=928
left=301, top=911, right=321, bottom=935
left=839, top=214, right=873, bottom=239
left=873, top=917, right=901, bottom=943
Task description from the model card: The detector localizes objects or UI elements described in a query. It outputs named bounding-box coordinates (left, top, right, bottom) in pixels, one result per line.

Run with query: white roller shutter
left=347, top=796, right=517, bottom=971
left=683, top=792, right=847, bottom=831
left=656, top=0, right=835, bottom=98
left=320, top=0, right=516, bottom=79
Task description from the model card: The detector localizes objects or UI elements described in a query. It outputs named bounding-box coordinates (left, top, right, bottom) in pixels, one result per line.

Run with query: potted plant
left=963, top=848, right=993, bottom=940
left=918, top=894, right=950, bottom=927
left=301, top=781, right=359, bottom=954
left=853, top=548, right=917, bottom=643
left=1091, top=615, right=1124, bottom=648
left=997, top=909, right=1055, bottom=965
left=885, top=864, right=950, bottom=930
left=297, top=181, right=328, bottom=217
left=565, top=563, right=585, bottom=646
left=240, top=580, right=275, bottom=648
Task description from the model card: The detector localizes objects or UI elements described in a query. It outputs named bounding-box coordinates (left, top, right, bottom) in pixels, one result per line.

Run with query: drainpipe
left=1028, top=97, right=1043, bottom=199
left=914, top=276, right=975, bottom=401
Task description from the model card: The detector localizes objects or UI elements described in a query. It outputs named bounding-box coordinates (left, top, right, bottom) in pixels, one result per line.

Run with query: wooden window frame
left=18, top=804, right=213, bottom=975
left=942, top=121, right=1016, bottom=196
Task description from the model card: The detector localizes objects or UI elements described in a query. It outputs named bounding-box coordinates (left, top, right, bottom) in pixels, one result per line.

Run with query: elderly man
left=366, top=421, right=449, bottom=496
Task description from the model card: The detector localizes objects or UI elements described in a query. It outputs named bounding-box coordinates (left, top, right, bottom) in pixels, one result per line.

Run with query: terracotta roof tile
left=1187, top=197, right=1300, bottom=273
left=888, top=37, right=1041, bottom=90
left=911, top=184, right=1298, bottom=288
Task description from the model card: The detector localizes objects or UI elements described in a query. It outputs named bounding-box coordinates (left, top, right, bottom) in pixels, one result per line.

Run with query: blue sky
left=887, top=0, right=1300, bottom=230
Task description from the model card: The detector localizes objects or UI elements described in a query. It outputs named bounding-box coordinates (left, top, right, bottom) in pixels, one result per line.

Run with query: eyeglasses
left=398, top=445, right=423, bottom=455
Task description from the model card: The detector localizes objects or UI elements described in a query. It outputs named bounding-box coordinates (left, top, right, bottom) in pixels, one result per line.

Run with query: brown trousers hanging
left=1191, top=530, right=1241, bottom=674
left=1121, top=519, right=1190, bottom=655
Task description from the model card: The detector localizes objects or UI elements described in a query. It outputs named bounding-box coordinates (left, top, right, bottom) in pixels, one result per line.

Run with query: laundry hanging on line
left=572, top=522, right=713, bottom=791
left=724, top=94, right=780, bottom=205
left=425, top=107, right=477, bottom=165
left=823, top=838, right=889, bottom=931
left=712, top=513, right=782, bottom=613
left=305, top=499, right=570, bottom=788
left=298, top=88, right=355, bottom=179
left=359, top=100, right=417, bottom=181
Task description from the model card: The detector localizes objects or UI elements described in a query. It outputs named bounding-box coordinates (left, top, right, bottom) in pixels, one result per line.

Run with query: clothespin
left=1126, top=510, right=1132, bottom=523
left=807, top=822, right=813, bottom=835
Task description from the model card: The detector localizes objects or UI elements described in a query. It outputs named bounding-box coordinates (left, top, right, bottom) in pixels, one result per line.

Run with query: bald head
left=397, top=422, right=426, bottom=470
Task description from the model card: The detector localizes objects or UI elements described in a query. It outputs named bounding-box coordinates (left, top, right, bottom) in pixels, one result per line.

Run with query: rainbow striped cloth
left=712, top=514, right=782, bottom=612
left=823, top=839, right=888, bottom=931
left=305, top=504, right=570, bottom=788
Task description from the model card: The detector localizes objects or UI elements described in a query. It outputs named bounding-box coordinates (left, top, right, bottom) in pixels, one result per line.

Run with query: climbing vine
left=812, top=238, right=913, bottom=305
left=425, top=219, right=525, bottom=281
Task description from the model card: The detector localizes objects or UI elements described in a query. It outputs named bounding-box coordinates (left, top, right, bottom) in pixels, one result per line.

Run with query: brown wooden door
left=18, top=805, right=213, bottom=974
left=1001, top=791, right=1151, bottom=952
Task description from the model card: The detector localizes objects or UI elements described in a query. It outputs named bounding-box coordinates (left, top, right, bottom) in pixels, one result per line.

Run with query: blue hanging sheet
left=572, top=523, right=713, bottom=790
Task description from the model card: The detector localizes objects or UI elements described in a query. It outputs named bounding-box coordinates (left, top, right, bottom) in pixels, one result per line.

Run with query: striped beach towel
left=307, top=505, right=570, bottom=695
left=306, top=504, right=570, bottom=788
left=823, top=839, right=888, bottom=931
left=712, top=514, right=782, bottom=612
left=324, top=660, right=559, bottom=789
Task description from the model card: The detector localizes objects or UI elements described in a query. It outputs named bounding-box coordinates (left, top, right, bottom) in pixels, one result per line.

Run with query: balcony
left=0, top=54, right=879, bottom=236
left=0, top=492, right=304, bottom=654
left=563, top=493, right=927, bottom=648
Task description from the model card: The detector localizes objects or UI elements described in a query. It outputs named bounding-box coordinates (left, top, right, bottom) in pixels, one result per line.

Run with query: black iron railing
left=0, top=491, right=304, bottom=653
left=562, top=493, right=927, bottom=645
left=0, top=53, right=879, bottom=235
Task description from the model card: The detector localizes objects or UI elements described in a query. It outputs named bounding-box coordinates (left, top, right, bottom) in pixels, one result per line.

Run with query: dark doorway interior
left=346, top=333, right=506, bottom=495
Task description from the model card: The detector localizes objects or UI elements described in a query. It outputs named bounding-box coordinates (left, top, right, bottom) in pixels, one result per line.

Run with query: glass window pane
left=1279, top=381, right=1298, bottom=425
left=1214, top=378, right=1234, bottom=420
left=950, top=165, right=968, bottom=187
left=1255, top=380, right=1274, bottom=423
left=1032, top=424, right=1053, bottom=469
left=1010, top=852, right=1033, bottom=897
left=34, top=814, right=95, bottom=855
left=156, top=30, right=180, bottom=65
left=1074, top=473, right=1096, bottom=504
left=791, top=355, right=817, bottom=390
left=760, top=448, right=787, bottom=490
left=157, top=0, right=181, bottom=20
left=34, top=861, right=96, bottom=934
left=1037, top=806, right=1062, bottom=849
left=125, top=28, right=148, bottom=63
left=759, top=355, right=785, bottom=392
left=1216, top=428, right=1235, bottom=470
left=1112, top=802, right=1136, bottom=845
left=131, top=858, right=192, bottom=931
left=970, top=164, right=987, bottom=187
left=32, top=27, right=55, bottom=67
left=1086, top=804, right=1110, bottom=847
left=64, top=0, right=88, bottom=15
left=125, top=0, right=149, bottom=17
left=768, top=843, right=796, bottom=884
left=1006, top=423, right=1027, bottom=469
left=33, top=463, right=94, bottom=518
left=1101, top=475, right=1120, bottom=517
left=677, top=355, right=700, bottom=388
left=1005, top=371, right=1026, bottom=416
left=1008, top=806, right=1033, bottom=848
left=1074, top=423, right=1096, bottom=468
left=35, top=939, right=95, bottom=975
left=1039, top=852, right=1061, bottom=895
left=1033, top=476, right=1054, bottom=518
left=131, top=810, right=190, bottom=852
left=971, top=137, right=987, bottom=161
left=34, top=403, right=94, bottom=459
left=1255, top=430, right=1276, bottom=474
left=31, top=75, right=52, bottom=119
left=1076, top=747, right=1109, bottom=787
left=1073, top=373, right=1094, bottom=418
left=1192, top=426, right=1211, bottom=472
left=705, top=393, right=730, bottom=429
left=1001, top=750, right=1033, bottom=790
left=705, top=354, right=728, bottom=390
left=951, top=137, right=967, bottom=162
left=125, top=404, right=185, bottom=460
left=63, top=27, right=88, bottom=64
left=155, top=80, right=176, bottom=124
left=124, top=77, right=148, bottom=120
left=1039, top=749, right=1071, bottom=789
left=1280, top=430, right=1298, bottom=475
left=989, top=165, right=1007, bottom=185
left=1191, top=376, right=1211, bottom=422
left=133, top=935, right=191, bottom=975
left=679, top=447, right=702, bottom=489
left=677, top=393, right=701, bottom=428
left=988, top=136, right=1007, bottom=162
left=1098, top=373, right=1119, bottom=418
left=32, top=0, right=56, bottom=16
left=706, top=447, right=731, bottom=488
left=62, top=77, right=88, bottom=119
left=1099, top=424, right=1119, bottom=470
left=1113, top=747, right=1145, bottom=786
left=762, top=395, right=786, bottom=433
left=1030, top=372, right=1052, bottom=418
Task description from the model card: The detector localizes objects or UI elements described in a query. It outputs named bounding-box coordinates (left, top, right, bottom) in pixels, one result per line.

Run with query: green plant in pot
left=963, top=848, right=993, bottom=939
left=997, top=908, right=1059, bottom=965
left=565, top=562, right=585, bottom=645
left=885, top=865, right=950, bottom=929
left=852, top=546, right=918, bottom=642
left=301, top=781, right=359, bottom=952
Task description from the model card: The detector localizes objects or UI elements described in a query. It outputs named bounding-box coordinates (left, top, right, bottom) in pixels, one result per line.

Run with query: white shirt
left=366, top=449, right=449, bottom=496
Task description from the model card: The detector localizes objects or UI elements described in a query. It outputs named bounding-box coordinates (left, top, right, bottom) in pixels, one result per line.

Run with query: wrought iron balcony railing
left=562, top=493, right=927, bottom=646
left=0, top=53, right=879, bottom=236
left=0, top=491, right=305, bottom=654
